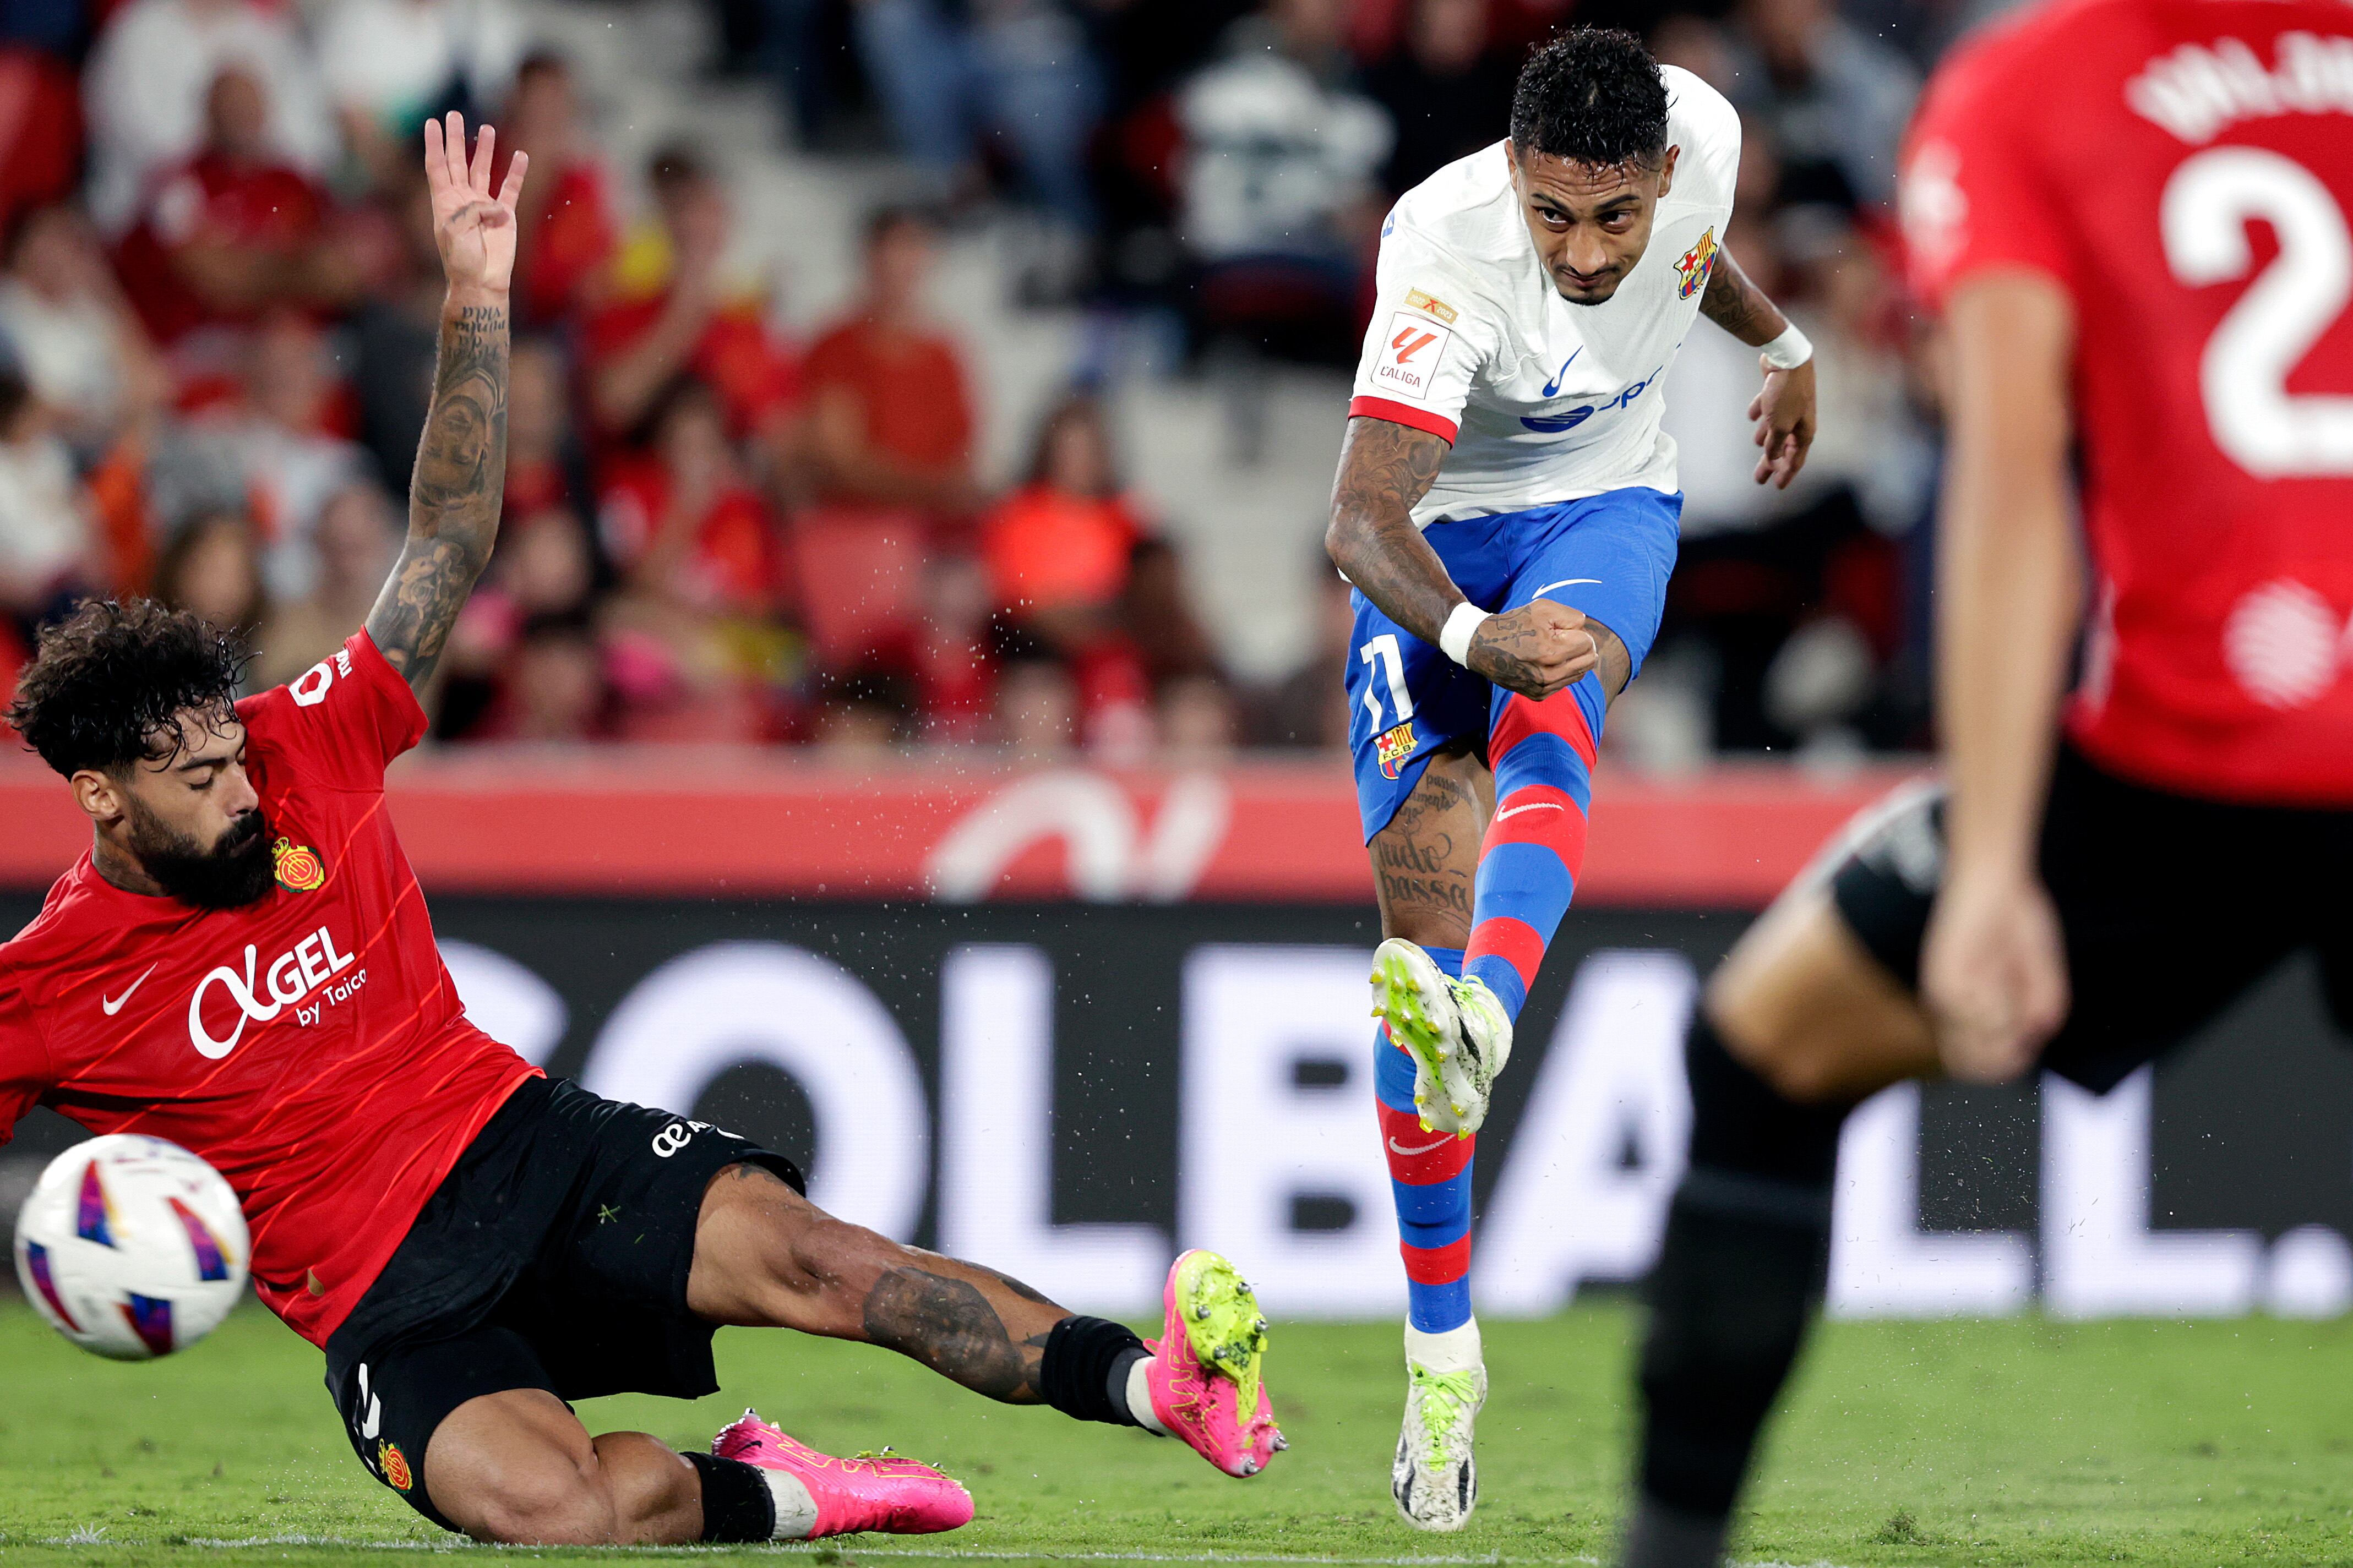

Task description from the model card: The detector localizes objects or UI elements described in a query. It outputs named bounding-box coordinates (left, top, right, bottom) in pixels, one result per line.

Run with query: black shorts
left=322, top=1075, right=804, bottom=1532
left=1828, top=742, right=2353, bottom=1092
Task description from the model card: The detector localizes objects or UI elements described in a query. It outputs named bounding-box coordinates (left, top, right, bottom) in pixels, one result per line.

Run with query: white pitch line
left=837, top=1552, right=1548, bottom=1566
left=174, top=1541, right=762, bottom=1555
left=179, top=1543, right=454, bottom=1554
left=823, top=1551, right=1855, bottom=1568
left=56, top=1533, right=1856, bottom=1568
left=129, top=1545, right=1555, bottom=1564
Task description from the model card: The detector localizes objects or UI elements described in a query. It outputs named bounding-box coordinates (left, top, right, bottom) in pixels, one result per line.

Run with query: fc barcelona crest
left=1376, top=722, right=1418, bottom=780
left=1676, top=226, right=1718, bottom=300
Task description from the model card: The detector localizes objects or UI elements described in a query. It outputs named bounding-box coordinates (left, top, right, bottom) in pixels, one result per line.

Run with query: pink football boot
left=1142, top=1249, right=1284, bottom=1477
left=711, top=1410, right=975, bottom=1537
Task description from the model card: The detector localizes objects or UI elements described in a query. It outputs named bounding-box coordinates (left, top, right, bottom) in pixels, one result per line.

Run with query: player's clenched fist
left=424, top=111, right=526, bottom=298
left=1466, top=600, right=1600, bottom=700
left=1920, top=868, right=2069, bottom=1084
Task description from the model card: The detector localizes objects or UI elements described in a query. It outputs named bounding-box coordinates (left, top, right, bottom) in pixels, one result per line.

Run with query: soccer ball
left=12, top=1135, right=249, bottom=1361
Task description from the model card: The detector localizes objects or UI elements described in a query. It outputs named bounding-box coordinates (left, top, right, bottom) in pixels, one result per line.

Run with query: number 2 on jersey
left=2161, top=146, right=2353, bottom=477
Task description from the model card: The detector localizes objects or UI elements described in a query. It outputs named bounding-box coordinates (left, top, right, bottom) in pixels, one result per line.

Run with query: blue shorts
left=1344, top=487, right=1682, bottom=842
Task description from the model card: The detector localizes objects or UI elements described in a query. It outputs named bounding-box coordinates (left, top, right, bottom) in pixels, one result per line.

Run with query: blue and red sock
left=1375, top=944, right=1475, bottom=1333
left=1463, top=689, right=1595, bottom=1022
left=1376, top=691, right=1594, bottom=1338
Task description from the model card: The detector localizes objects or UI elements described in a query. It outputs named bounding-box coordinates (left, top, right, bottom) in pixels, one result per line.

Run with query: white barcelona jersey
left=1348, top=65, right=1740, bottom=526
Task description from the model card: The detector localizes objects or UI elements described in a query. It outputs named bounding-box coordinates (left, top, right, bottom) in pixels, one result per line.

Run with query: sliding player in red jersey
left=0, top=114, right=1279, bottom=1547
left=1610, top=1, right=2353, bottom=1564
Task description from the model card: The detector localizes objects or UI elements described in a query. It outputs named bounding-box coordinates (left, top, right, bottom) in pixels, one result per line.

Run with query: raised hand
left=367, top=113, right=520, bottom=692
left=424, top=111, right=527, bottom=299
left=1467, top=599, right=1602, bottom=700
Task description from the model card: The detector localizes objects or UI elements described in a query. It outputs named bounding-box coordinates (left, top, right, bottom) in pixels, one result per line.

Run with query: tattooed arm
left=1701, top=244, right=1818, bottom=490
left=1325, top=416, right=1600, bottom=701
left=1323, top=416, right=1453, bottom=643
left=1698, top=244, right=1786, bottom=346
left=366, top=111, right=527, bottom=691
left=369, top=300, right=509, bottom=690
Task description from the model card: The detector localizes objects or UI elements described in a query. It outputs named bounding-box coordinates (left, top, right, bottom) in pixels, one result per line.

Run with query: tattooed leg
left=859, top=1269, right=1058, bottom=1401
left=685, top=1163, right=1071, bottom=1403
left=1371, top=746, right=1492, bottom=949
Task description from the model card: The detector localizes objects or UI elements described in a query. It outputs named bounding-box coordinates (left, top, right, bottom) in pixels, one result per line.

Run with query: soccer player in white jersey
left=1322, top=28, right=1818, bottom=1531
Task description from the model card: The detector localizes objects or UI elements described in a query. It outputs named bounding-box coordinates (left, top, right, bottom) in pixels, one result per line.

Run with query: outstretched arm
left=1325, top=416, right=1601, bottom=700
left=1919, top=271, right=2079, bottom=1083
left=1700, top=244, right=1817, bottom=489
left=367, top=112, right=528, bottom=692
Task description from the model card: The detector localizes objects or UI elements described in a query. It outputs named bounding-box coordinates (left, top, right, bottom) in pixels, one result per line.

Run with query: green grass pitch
left=6, top=1301, right=2353, bottom=1567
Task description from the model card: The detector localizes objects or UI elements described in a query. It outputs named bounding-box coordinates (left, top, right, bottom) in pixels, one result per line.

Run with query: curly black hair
left=5, top=599, right=251, bottom=777
left=1510, top=27, right=1670, bottom=170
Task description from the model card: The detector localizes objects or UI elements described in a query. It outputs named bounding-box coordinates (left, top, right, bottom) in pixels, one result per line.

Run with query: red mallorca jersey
left=1902, top=0, right=2353, bottom=804
left=0, top=631, right=541, bottom=1347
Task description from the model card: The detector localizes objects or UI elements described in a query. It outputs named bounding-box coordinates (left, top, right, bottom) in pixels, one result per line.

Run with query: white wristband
left=1758, top=322, right=1813, bottom=370
left=1439, top=602, right=1490, bottom=666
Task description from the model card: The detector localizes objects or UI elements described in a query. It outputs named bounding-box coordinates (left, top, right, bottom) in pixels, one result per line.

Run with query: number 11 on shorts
left=1361, top=634, right=1415, bottom=728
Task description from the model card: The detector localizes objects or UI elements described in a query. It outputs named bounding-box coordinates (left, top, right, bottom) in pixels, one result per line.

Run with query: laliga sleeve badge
left=1376, top=721, right=1419, bottom=780
left=378, top=1440, right=413, bottom=1491
left=1372, top=311, right=1456, bottom=402
left=272, top=838, right=326, bottom=893
left=1676, top=226, right=1718, bottom=300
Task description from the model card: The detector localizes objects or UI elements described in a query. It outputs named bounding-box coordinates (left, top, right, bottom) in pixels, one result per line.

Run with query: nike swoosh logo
left=1495, top=801, right=1565, bottom=820
left=1540, top=348, right=1582, bottom=398
left=102, top=963, right=159, bottom=1016
left=1388, top=1134, right=1454, bottom=1157
left=1532, top=578, right=1600, bottom=597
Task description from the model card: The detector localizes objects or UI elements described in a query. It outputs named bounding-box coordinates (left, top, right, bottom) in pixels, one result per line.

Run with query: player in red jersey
left=1609, top=2, right=2353, bottom=1564
left=0, top=115, right=1280, bottom=1545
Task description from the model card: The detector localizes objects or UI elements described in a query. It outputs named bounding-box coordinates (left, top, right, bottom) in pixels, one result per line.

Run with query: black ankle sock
left=1620, top=1495, right=1733, bottom=1568
left=1685, top=1010, right=1847, bottom=1187
left=1632, top=1013, right=1847, bottom=1528
left=1039, top=1315, right=1148, bottom=1426
left=685, top=1451, right=775, bottom=1542
left=1637, top=1198, right=1827, bottom=1521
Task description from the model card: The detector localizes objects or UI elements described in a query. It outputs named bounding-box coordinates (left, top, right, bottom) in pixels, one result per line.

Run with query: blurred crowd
left=0, top=0, right=1988, bottom=762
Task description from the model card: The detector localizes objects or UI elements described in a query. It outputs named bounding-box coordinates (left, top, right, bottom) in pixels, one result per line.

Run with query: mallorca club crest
left=1676, top=226, right=1718, bottom=300
left=377, top=1440, right=412, bottom=1491
left=1375, top=721, right=1418, bottom=780
left=271, top=837, right=325, bottom=893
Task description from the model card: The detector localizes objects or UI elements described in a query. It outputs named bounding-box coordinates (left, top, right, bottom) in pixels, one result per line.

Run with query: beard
left=124, top=800, right=276, bottom=910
